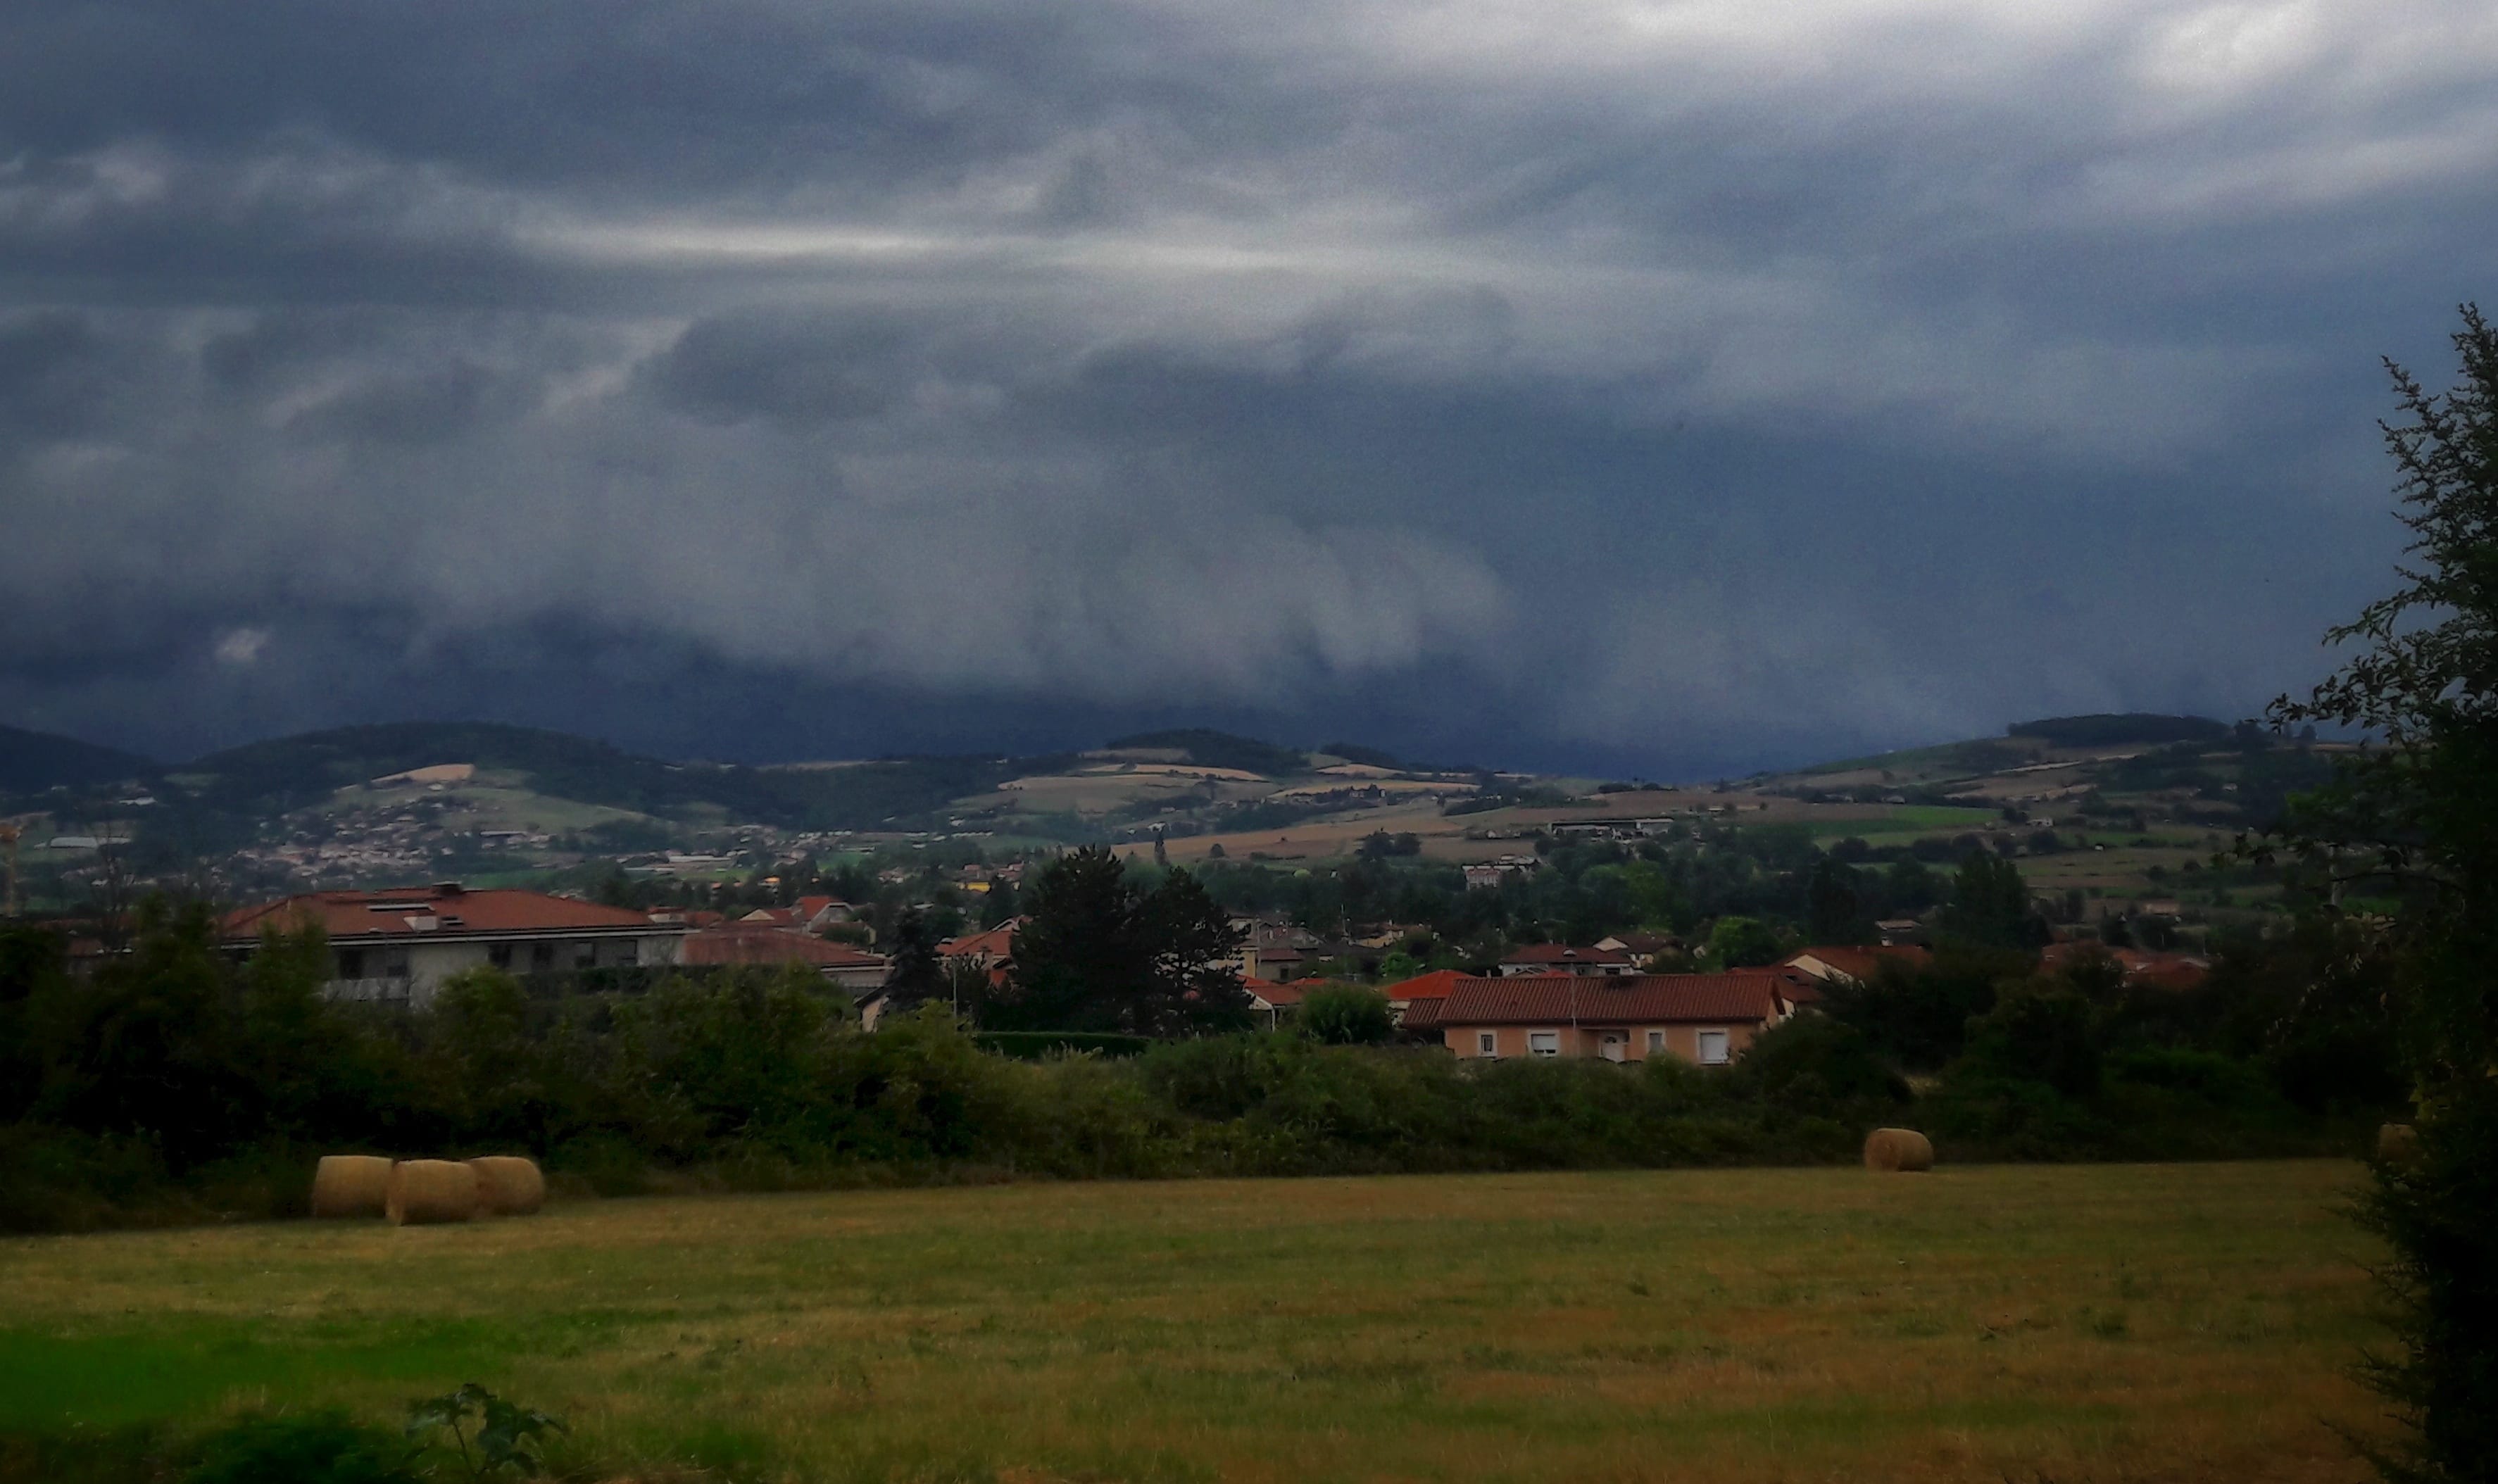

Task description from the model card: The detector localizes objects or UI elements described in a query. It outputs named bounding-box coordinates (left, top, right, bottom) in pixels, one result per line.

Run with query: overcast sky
left=3, top=1, right=2492, bottom=776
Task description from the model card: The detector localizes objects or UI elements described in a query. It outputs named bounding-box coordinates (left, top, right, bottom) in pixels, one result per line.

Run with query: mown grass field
left=0, top=1162, right=2381, bottom=1483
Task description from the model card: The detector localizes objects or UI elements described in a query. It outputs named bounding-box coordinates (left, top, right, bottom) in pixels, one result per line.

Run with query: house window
left=1477, top=1032, right=1497, bottom=1056
left=1528, top=1031, right=1561, bottom=1057
left=336, top=948, right=365, bottom=979
left=531, top=942, right=556, bottom=971
left=488, top=944, right=513, bottom=969
left=1696, top=1029, right=1731, bottom=1065
left=1647, top=1029, right=1664, bottom=1053
left=616, top=939, right=639, bottom=967
left=380, top=949, right=410, bottom=981
left=573, top=941, right=598, bottom=969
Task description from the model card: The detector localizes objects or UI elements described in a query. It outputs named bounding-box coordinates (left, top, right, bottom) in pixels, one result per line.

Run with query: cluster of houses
left=218, top=881, right=2207, bottom=1069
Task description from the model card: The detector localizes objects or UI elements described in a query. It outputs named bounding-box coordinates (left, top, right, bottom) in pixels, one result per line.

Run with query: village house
left=2040, top=941, right=2210, bottom=990
left=222, top=883, right=686, bottom=1008
left=1591, top=931, right=1681, bottom=968
left=1461, top=855, right=1541, bottom=890
left=792, top=894, right=859, bottom=931
left=1493, top=943, right=1636, bottom=977
left=1779, top=943, right=1933, bottom=988
left=1243, top=976, right=1311, bottom=1029
left=679, top=922, right=890, bottom=992
left=1409, top=973, right=1795, bottom=1065
left=936, top=920, right=1021, bottom=991
left=1378, top=967, right=1465, bottom=1024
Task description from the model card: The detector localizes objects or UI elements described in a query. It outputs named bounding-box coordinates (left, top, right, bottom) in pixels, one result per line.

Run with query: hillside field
left=0, top=1162, right=2382, bottom=1483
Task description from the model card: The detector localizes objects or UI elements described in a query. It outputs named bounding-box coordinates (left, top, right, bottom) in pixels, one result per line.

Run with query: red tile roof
left=680, top=924, right=889, bottom=969
left=1381, top=967, right=1466, bottom=1002
left=938, top=922, right=1019, bottom=960
left=2041, top=943, right=2209, bottom=989
left=225, top=884, right=663, bottom=941
left=1432, top=974, right=1784, bottom=1026
left=1497, top=943, right=1632, bottom=967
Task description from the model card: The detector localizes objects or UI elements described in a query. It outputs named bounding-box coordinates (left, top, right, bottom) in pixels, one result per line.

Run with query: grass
left=0, top=1163, right=2382, bottom=1483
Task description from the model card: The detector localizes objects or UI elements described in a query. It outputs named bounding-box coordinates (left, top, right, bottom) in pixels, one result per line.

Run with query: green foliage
left=184, top=1412, right=419, bottom=1484
left=1298, top=985, right=1395, bottom=1045
left=972, top=1031, right=1153, bottom=1060
left=993, top=848, right=1248, bottom=1035
left=404, top=1385, right=564, bottom=1479
left=0, top=886, right=2378, bottom=1234
left=2266, top=304, right=2498, bottom=1484
left=1805, top=858, right=1875, bottom=945
left=1700, top=915, right=1786, bottom=969
left=1960, top=988, right=2102, bottom=1099
left=1937, top=852, right=2047, bottom=950
left=2353, top=1084, right=2498, bottom=1484
left=1731, top=1016, right=1909, bottom=1119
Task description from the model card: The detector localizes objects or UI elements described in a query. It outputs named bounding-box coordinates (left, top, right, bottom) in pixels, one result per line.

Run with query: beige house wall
left=1441, top=1020, right=1762, bottom=1064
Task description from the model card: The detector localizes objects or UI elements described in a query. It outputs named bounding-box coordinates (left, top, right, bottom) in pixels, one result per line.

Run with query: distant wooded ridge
left=2004, top=715, right=2231, bottom=747
left=4, top=711, right=2245, bottom=811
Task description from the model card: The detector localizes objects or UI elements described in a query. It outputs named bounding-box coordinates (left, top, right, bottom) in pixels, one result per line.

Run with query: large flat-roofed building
left=224, top=882, right=685, bottom=1007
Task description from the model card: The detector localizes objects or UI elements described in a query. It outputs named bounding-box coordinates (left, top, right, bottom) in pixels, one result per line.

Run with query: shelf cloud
left=3, top=0, right=2491, bottom=770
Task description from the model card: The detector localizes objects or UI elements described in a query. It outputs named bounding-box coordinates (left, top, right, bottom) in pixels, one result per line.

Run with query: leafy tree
left=1734, top=1015, right=1910, bottom=1119
left=1300, top=985, right=1395, bottom=1045
left=1700, top=914, right=1787, bottom=969
left=2266, top=303, right=2498, bottom=1483
left=1938, top=852, right=2047, bottom=951
left=1806, top=857, right=1874, bottom=944
left=1000, top=847, right=1249, bottom=1036
left=1820, top=947, right=2019, bottom=1071
left=881, top=907, right=946, bottom=1010
left=1960, top=986, right=2102, bottom=1100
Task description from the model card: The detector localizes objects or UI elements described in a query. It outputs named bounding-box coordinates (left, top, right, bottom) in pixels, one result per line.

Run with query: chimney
left=432, top=881, right=465, bottom=898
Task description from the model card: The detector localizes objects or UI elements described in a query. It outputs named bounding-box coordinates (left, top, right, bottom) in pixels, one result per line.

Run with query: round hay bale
left=387, top=1159, right=479, bottom=1226
left=467, top=1155, right=545, bottom=1216
left=1864, top=1127, right=1935, bottom=1173
left=2377, top=1123, right=2421, bottom=1165
left=310, top=1155, right=393, bottom=1219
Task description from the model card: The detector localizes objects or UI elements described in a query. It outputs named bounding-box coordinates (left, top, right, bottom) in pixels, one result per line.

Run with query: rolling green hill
left=180, top=722, right=1045, bottom=833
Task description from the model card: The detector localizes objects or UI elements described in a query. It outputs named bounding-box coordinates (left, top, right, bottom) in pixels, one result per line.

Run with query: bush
left=1959, top=988, right=2101, bottom=1099
left=974, top=1031, right=1153, bottom=1060
left=1733, top=1016, right=1910, bottom=1119
left=183, top=1412, right=418, bottom=1484
left=1298, top=986, right=1395, bottom=1045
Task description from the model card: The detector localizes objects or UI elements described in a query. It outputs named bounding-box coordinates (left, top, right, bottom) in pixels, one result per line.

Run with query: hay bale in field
left=2377, top=1123, right=2421, bottom=1165
left=1864, top=1127, right=1935, bottom=1173
left=467, top=1155, right=545, bottom=1216
left=310, top=1155, right=394, bottom=1219
left=387, top=1159, right=479, bottom=1226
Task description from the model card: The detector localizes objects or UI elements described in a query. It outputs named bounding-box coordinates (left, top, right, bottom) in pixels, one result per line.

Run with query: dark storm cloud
left=2, top=0, right=2493, bottom=769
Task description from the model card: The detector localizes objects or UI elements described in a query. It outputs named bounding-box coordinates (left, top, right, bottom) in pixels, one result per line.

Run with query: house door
left=1600, top=1032, right=1627, bottom=1063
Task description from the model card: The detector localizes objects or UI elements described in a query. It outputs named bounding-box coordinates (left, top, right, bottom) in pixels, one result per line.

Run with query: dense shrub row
left=0, top=903, right=2376, bottom=1235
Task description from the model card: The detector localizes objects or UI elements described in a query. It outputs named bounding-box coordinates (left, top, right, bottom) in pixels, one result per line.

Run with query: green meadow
left=0, top=1162, right=2381, bottom=1483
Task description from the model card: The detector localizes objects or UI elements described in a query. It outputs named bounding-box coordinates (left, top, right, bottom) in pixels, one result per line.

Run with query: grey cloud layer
left=2, top=0, right=2491, bottom=766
